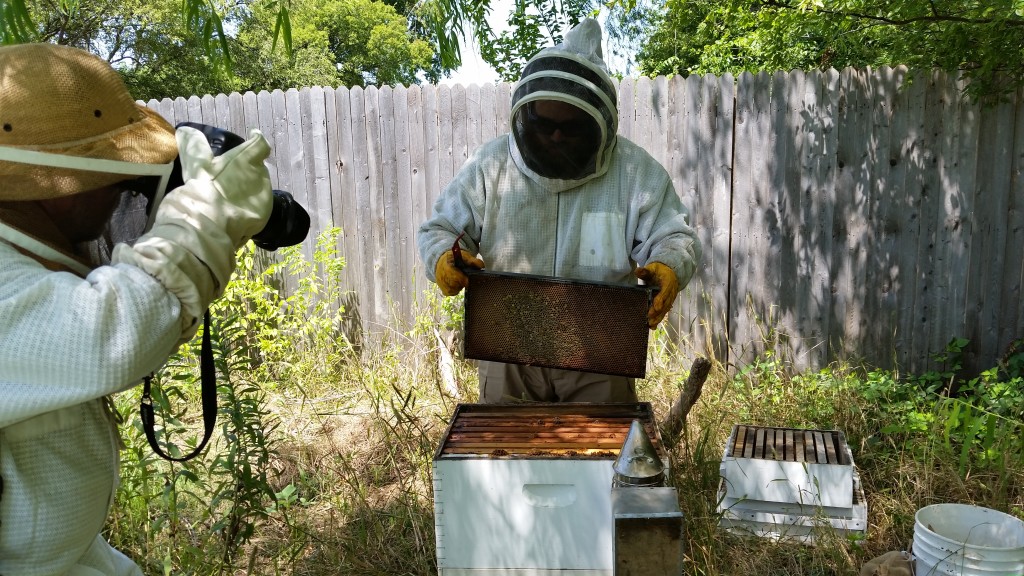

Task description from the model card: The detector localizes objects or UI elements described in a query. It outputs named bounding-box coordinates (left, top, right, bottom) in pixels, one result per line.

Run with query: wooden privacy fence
left=143, top=65, right=1023, bottom=376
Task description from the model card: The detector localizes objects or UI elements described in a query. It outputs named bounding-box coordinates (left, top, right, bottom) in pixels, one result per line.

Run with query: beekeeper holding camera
left=0, top=43, right=273, bottom=575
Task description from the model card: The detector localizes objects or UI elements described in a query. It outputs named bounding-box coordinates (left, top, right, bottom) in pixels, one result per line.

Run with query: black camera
left=140, top=122, right=310, bottom=251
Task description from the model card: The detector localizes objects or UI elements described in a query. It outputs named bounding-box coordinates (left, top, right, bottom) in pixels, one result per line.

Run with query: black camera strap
left=141, top=310, right=217, bottom=462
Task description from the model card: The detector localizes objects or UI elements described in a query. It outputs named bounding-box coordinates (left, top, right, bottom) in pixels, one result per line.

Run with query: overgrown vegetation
left=108, top=235, right=1024, bottom=575
left=635, top=0, right=1024, bottom=99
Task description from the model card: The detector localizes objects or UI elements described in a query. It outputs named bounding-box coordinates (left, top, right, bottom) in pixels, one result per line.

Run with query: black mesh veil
left=0, top=144, right=174, bottom=265
left=510, top=51, right=618, bottom=181
left=81, top=187, right=154, bottom=265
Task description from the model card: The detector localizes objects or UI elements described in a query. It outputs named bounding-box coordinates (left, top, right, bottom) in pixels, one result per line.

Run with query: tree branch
left=659, top=356, right=712, bottom=449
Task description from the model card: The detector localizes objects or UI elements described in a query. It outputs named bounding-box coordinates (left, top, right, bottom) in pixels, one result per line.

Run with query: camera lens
left=253, top=190, right=311, bottom=251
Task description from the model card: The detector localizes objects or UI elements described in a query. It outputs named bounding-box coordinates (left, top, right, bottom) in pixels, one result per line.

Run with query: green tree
left=467, top=0, right=662, bottom=82
left=4, top=0, right=255, bottom=98
left=311, top=0, right=435, bottom=87
left=2, top=0, right=468, bottom=83
left=1, top=0, right=610, bottom=87
left=2, top=0, right=440, bottom=99
left=477, top=0, right=594, bottom=81
left=1, top=0, right=281, bottom=60
left=638, top=0, right=1024, bottom=97
left=234, top=0, right=435, bottom=90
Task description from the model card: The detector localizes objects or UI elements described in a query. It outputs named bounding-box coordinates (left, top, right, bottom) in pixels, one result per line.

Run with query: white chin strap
left=0, top=145, right=174, bottom=230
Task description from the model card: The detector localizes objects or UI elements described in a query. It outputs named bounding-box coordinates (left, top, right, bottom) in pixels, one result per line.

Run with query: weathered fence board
left=914, top=71, right=944, bottom=361
left=309, top=88, right=335, bottom=253
left=379, top=86, right=403, bottom=323
left=420, top=84, right=442, bottom=249
left=859, top=67, right=897, bottom=359
left=330, top=88, right=356, bottom=306
left=1009, top=93, right=1024, bottom=352
left=406, top=86, right=430, bottom=307
left=731, top=71, right=767, bottom=365
left=142, top=68, right=1023, bottom=376
left=815, top=70, right=840, bottom=369
left=618, top=77, right=635, bottom=140
left=395, top=85, right=417, bottom=323
left=347, top=87, right=376, bottom=330
left=970, top=94, right=1014, bottom=367
left=495, top=83, right=513, bottom=134
left=938, top=75, right=969, bottom=355
left=703, top=74, right=734, bottom=361
left=450, top=84, right=469, bottom=181
left=466, top=84, right=482, bottom=156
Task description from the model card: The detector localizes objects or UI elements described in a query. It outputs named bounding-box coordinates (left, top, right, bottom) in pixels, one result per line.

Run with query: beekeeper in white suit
left=418, top=18, right=701, bottom=403
left=0, top=43, right=273, bottom=575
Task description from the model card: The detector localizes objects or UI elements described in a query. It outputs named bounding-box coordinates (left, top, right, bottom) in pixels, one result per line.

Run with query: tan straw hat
left=0, top=43, right=179, bottom=200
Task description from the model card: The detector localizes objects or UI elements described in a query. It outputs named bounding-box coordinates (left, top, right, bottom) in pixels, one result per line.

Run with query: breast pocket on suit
left=578, top=212, right=628, bottom=269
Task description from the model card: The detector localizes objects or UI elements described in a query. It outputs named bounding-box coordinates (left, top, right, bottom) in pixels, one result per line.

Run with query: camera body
left=160, top=122, right=311, bottom=251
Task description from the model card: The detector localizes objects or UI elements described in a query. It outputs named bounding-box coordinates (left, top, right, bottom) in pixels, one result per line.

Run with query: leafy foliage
left=474, top=0, right=596, bottom=81
left=0, top=0, right=258, bottom=70
left=1, top=0, right=442, bottom=99
left=854, top=337, right=1024, bottom=479
left=638, top=0, right=1024, bottom=97
left=223, top=227, right=353, bottom=383
left=111, top=230, right=353, bottom=573
left=0, top=0, right=34, bottom=43
left=2, top=0, right=252, bottom=98
left=470, top=0, right=663, bottom=82
left=112, top=297, right=281, bottom=573
left=234, top=0, right=436, bottom=90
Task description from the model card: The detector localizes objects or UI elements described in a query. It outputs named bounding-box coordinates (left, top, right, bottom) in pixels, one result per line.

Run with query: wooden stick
left=434, top=328, right=460, bottom=398
left=660, top=356, right=712, bottom=449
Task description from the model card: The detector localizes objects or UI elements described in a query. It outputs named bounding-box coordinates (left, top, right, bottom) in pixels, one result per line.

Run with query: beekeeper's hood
left=509, top=18, right=618, bottom=190
left=0, top=43, right=178, bottom=201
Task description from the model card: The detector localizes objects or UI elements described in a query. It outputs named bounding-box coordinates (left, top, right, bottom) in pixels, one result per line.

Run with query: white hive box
left=717, top=425, right=867, bottom=544
left=432, top=403, right=668, bottom=575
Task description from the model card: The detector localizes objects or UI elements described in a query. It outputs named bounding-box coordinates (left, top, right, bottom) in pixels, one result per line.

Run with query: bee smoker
left=611, top=419, right=684, bottom=575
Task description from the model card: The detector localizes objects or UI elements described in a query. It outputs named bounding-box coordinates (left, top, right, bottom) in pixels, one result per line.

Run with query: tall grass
left=108, top=236, right=1024, bottom=575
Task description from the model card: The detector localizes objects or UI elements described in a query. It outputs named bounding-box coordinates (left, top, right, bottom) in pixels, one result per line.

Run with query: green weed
left=106, top=243, right=1024, bottom=575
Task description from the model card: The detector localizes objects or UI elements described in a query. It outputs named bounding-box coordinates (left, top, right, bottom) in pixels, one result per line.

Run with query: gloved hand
left=174, top=125, right=274, bottom=245
left=112, top=127, right=273, bottom=341
left=435, top=249, right=484, bottom=296
left=635, top=261, right=679, bottom=329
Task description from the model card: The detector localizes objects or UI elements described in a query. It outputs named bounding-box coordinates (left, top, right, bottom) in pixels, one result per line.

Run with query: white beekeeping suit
left=0, top=43, right=273, bottom=575
left=417, top=18, right=701, bottom=403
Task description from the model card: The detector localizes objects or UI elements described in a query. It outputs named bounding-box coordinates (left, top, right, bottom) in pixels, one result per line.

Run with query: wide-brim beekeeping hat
left=0, top=43, right=179, bottom=200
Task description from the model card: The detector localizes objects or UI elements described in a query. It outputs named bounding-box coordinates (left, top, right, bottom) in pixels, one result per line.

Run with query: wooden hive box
left=432, top=402, right=668, bottom=575
left=717, top=424, right=867, bottom=543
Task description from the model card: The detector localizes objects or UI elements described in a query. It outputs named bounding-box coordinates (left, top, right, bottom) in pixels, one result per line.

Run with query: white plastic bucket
left=913, top=503, right=1024, bottom=575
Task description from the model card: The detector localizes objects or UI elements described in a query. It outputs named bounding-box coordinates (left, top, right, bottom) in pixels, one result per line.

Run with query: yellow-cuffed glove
left=434, top=250, right=484, bottom=296
left=635, top=261, right=679, bottom=329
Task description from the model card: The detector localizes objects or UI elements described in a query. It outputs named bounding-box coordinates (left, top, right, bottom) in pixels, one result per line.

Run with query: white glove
left=174, top=125, right=274, bottom=245
left=113, top=128, right=273, bottom=340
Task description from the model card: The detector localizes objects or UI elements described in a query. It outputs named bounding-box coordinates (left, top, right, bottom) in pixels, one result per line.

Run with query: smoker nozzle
left=612, top=419, right=665, bottom=487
